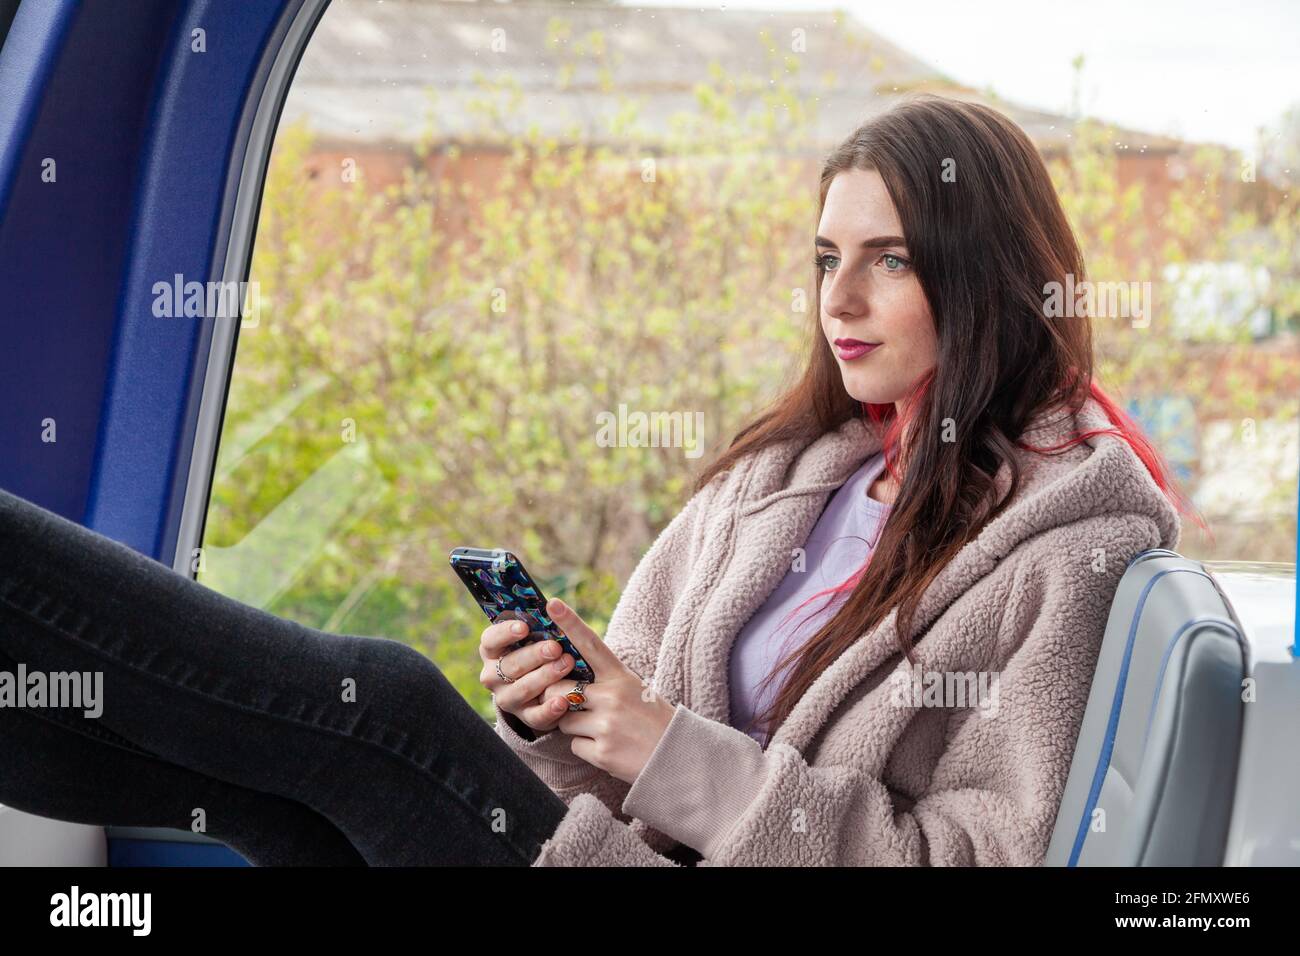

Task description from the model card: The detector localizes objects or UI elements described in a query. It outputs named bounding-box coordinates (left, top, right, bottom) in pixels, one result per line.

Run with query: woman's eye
left=813, top=252, right=840, bottom=273
left=814, top=251, right=909, bottom=274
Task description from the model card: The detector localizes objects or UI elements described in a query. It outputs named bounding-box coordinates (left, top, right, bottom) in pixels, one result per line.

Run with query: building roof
left=282, top=0, right=1184, bottom=154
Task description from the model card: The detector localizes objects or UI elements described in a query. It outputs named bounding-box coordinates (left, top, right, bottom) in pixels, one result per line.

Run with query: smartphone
left=449, top=547, right=595, bottom=684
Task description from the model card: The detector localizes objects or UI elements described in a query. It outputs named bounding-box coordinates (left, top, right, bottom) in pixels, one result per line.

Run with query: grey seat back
left=1045, top=549, right=1246, bottom=866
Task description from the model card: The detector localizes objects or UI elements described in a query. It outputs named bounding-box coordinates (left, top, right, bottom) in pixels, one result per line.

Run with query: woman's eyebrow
left=814, top=234, right=907, bottom=250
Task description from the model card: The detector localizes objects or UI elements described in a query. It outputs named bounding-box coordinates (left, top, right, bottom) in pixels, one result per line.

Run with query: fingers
left=476, top=604, right=602, bottom=735
left=478, top=613, right=532, bottom=661
left=545, top=598, right=614, bottom=671
left=527, top=677, right=598, bottom=732
left=479, top=620, right=577, bottom=718
left=500, top=637, right=573, bottom=685
left=514, top=689, right=575, bottom=731
left=489, top=657, right=578, bottom=733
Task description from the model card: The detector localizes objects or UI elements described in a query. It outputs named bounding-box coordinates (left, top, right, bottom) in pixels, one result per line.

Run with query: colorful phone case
left=449, top=548, right=595, bottom=684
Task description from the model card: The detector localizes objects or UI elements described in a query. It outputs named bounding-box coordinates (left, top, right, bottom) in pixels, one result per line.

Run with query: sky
left=630, top=0, right=1298, bottom=154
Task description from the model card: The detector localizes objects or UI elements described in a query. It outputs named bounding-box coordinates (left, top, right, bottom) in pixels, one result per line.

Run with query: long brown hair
left=691, top=94, right=1199, bottom=745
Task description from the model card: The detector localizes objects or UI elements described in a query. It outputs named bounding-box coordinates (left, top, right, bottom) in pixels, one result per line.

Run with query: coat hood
left=737, top=393, right=1183, bottom=561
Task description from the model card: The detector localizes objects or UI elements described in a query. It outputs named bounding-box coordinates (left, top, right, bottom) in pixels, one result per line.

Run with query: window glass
left=200, top=0, right=1299, bottom=721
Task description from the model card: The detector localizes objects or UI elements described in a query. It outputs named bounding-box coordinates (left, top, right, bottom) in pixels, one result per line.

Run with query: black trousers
left=0, top=486, right=570, bottom=865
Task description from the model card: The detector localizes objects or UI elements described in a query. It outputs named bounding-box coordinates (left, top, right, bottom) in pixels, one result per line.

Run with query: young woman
left=0, top=94, right=1192, bottom=867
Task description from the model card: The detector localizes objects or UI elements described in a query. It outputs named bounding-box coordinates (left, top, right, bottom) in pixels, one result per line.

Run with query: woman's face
left=816, top=167, right=938, bottom=408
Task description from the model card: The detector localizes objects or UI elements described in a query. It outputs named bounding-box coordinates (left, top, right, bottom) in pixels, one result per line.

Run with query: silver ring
left=566, top=679, right=588, bottom=712
left=494, top=657, right=515, bottom=684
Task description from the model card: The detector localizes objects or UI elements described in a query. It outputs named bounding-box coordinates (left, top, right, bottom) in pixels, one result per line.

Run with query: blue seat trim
left=109, top=838, right=249, bottom=867
left=1067, top=566, right=1212, bottom=866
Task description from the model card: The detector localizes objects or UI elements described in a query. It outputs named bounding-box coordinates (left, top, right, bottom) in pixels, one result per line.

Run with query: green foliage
left=201, top=33, right=821, bottom=720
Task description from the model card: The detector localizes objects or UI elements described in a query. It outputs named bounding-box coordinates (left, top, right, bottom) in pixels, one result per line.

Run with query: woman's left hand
left=537, top=598, right=677, bottom=785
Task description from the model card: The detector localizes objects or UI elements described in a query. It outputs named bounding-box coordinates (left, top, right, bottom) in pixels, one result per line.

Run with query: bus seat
left=1044, top=549, right=1246, bottom=866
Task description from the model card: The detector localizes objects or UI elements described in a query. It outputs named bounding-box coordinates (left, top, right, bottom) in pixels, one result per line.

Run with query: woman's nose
left=824, top=278, right=868, bottom=320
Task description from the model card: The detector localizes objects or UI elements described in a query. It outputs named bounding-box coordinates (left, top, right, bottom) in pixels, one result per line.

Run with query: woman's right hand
left=478, top=611, right=577, bottom=734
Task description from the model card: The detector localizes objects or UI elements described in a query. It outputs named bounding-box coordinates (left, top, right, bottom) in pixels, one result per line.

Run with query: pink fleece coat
left=493, top=395, right=1182, bottom=866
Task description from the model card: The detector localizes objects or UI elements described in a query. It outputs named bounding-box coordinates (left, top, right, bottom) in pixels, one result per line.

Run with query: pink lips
left=833, top=338, right=881, bottom=360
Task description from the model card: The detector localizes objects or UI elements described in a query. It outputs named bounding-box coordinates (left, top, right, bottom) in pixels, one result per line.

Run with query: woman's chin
left=840, top=378, right=896, bottom=408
